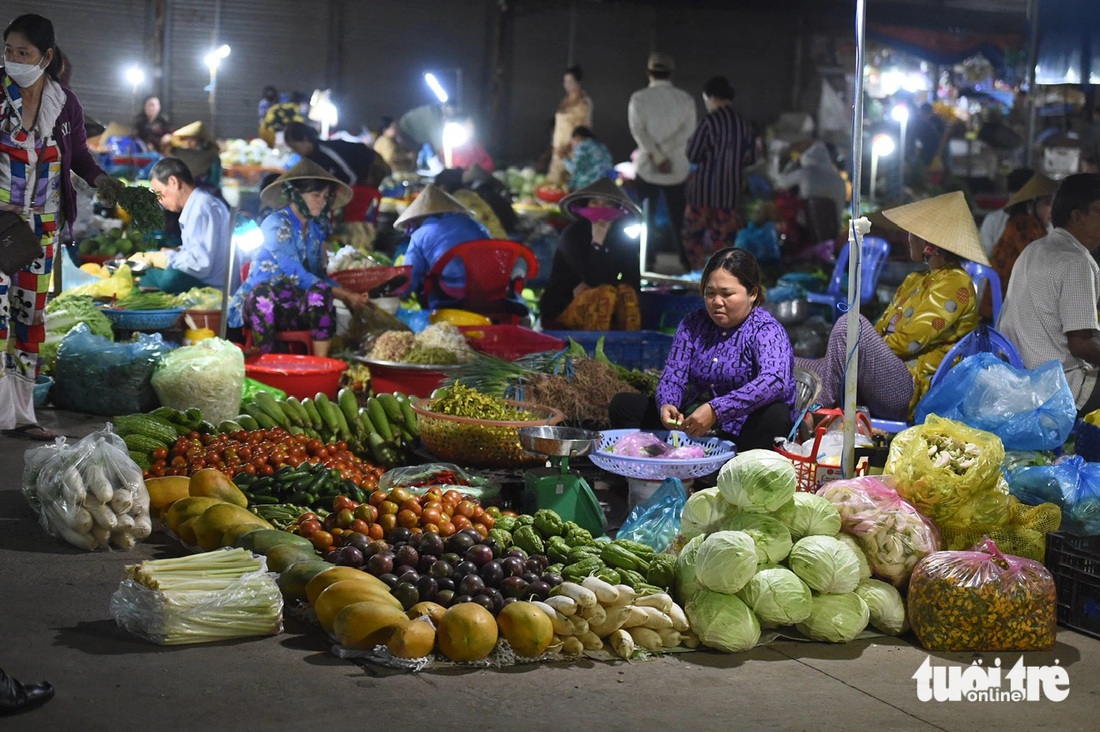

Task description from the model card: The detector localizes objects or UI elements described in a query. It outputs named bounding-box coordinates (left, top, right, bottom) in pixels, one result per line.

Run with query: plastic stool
left=244, top=329, right=313, bottom=355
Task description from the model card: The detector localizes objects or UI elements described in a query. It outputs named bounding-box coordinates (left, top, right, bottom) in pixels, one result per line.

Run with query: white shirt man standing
left=628, top=52, right=696, bottom=270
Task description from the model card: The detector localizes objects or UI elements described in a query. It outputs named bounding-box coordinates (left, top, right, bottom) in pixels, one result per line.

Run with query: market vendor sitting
left=396, top=183, right=491, bottom=309
left=227, top=159, right=369, bottom=357
left=539, top=178, right=643, bottom=331
left=609, top=247, right=796, bottom=451
left=796, top=191, right=982, bottom=421
left=283, top=122, right=391, bottom=222
left=139, top=157, right=232, bottom=293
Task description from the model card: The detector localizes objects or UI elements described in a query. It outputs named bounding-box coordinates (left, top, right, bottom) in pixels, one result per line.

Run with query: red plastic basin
left=244, top=354, right=347, bottom=400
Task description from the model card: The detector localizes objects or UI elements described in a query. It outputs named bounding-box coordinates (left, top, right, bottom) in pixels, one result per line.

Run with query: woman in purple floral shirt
left=610, top=247, right=796, bottom=451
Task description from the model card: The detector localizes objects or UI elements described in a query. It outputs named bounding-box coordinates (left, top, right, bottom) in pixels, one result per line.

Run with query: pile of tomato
left=289, top=486, right=509, bottom=553
left=145, top=427, right=384, bottom=491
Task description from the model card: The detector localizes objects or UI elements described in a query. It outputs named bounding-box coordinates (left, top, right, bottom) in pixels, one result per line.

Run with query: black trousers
left=634, top=176, right=687, bottom=259
left=608, top=392, right=793, bottom=453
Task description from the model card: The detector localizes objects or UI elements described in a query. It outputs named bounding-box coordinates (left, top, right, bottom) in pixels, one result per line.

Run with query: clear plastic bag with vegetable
left=816, top=475, right=941, bottom=587
left=907, top=538, right=1057, bottom=652
left=22, top=426, right=152, bottom=551
left=616, top=477, right=687, bottom=553
left=41, top=295, right=115, bottom=374
left=378, top=463, right=500, bottom=500
left=884, top=415, right=1012, bottom=533
left=611, top=432, right=705, bottom=460
left=53, top=323, right=170, bottom=416
left=151, top=338, right=245, bottom=426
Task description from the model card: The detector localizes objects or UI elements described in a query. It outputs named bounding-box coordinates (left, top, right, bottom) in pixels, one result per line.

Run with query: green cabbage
left=854, top=578, right=908, bottom=635
left=716, top=449, right=797, bottom=514
left=694, top=530, right=758, bottom=594
left=675, top=533, right=706, bottom=599
left=737, top=567, right=812, bottom=627
left=685, top=589, right=761, bottom=652
left=796, top=592, right=869, bottom=642
left=773, top=493, right=842, bottom=540
left=835, top=533, right=872, bottom=580
left=680, top=487, right=728, bottom=539
left=787, top=535, right=863, bottom=594
left=719, top=511, right=793, bottom=565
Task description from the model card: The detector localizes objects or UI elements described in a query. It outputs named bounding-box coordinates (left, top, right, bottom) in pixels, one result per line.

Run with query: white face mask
left=5, top=59, right=45, bottom=87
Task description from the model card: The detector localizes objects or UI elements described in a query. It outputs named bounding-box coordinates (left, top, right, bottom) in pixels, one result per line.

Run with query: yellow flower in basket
left=1084, top=409, right=1100, bottom=428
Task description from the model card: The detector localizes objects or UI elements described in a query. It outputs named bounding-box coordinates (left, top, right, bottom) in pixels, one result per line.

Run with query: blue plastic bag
left=53, top=324, right=170, bottom=416
left=915, top=353, right=1076, bottom=451
left=616, top=477, right=687, bottom=552
left=734, top=222, right=781, bottom=264
left=1007, top=455, right=1100, bottom=536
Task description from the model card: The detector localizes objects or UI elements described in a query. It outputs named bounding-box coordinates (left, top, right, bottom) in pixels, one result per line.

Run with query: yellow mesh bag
left=940, top=498, right=1062, bottom=562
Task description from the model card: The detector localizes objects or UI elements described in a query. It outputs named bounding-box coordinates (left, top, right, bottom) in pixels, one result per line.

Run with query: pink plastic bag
left=907, top=538, right=1057, bottom=652
left=817, top=475, right=941, bottom=587
left=612, top=432, right=705, bottom=459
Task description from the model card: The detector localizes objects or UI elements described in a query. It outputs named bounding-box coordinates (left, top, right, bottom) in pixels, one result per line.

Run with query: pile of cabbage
left=675, top=449, right=908, bottom=652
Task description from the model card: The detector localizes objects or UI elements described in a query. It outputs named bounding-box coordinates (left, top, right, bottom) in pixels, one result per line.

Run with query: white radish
left=86, top=464, right=113, bottom=503
left=579, top=602, right=606, bottom=627
left=612, top=584, right=637, bottom=606
left=553, top=582, right=597, bottom=609
left=72, top=507, right=94, bottom=534
left=109, top=489, right=133, bottom=515
left=569, top=616, right=589, bottom=635
left=588, top=605, right=630, bottom=637
left=129, top=487, right=150, bottom=515
left=114, top=513, right=135, bottom=533
left=88, top=502, right=117, bottom=530
left=634, top=592, right=674, bottom=613
left=619, top=605, right=650, bottom=629
left=89, top=523, right=111, bottom=548
left=627, top=626, right=664, bottom=651
left=667, top=602, right=690, bottom=632
left=131, top=514, right=152, bottom=540
left=53, top=520, right=99, bottom=551
left=609, top=629, right=635, bottom=660
left=59, top=466, right=85, bottom=502
left=560, top=636, right=584, bottom=656
left=581, top=575, right=619, bottom=605
left=657, top=627, right=682, bottom=648
left=680, top=630, right=700, bottom=649
left=110, top=530, right=138, bottom=551
left=639, top=606, right=674, bottom=630
left=546, top=636, right=564, bottom=654
left=532, top=601, right=572, bottom=636
left=544, top=595, right=578, bottom=617
left=578, top=631, right=604, bottom=651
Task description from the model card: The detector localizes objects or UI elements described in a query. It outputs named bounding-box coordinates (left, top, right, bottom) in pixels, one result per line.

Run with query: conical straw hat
left=170, top=120, right=216, bottom=146
left=882, top=191, right=989, bottom=265
left=559, top=177, right=642, bottom=219
left=393, top=184, right=472, bottom=229
left=260, top=158, right=353, bottom=209
left=1004, top=173, right=1059, bottom=209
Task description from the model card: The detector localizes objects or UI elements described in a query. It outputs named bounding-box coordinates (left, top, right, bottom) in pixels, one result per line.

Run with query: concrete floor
left=3, top=406, right=1100, bottom=731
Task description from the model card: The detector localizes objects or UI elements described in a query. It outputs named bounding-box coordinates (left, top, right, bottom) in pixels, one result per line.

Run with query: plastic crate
left=639, top=290, right=703, bottom=333
left=457, top=325, right=565, bottom=361
left=1044, top=532, right=1100, bottom=640
left=542, top=330, right=673, bottom=372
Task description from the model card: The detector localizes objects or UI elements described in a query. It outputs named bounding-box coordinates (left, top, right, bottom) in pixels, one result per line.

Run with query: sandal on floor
left=3, top=424, right=62, bottom=441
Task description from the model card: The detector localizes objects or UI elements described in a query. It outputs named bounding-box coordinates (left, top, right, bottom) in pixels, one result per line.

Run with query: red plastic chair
left=345, top=185, right=383, bottom=223
left=239, top=260, right=314, bottom=354
left=421, top=239, right=538, bottom=324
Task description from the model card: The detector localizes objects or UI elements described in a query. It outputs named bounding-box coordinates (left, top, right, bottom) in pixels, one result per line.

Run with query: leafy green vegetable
left=854, top=578, right=908, bottom=635
left=42, top=296, right=114, bottom=373
left=719, top=512, right=793, bottom=566
left=716, top=448, right=797, bottom=514
left=675, top=533, right=706, bottom=599
left=795, top=592, right=869, bottom=643
left=685, top=589, right=761, bottom=652
left=680, top=487, right=728, bottom=539
left=116, top=185, right=166, bottom=234
left=772, top=493, right=842, bottom=541
left=787, top=535, right=863, bottom=594
left=694, top=530, right=758, bottom=594
left=737, top=567, right=813, bottom=627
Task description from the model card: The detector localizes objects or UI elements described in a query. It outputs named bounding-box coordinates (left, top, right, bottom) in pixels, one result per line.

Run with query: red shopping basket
left=773, top=408, right=872, bottom=492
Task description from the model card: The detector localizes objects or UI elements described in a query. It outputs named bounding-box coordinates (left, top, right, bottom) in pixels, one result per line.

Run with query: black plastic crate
left=1044, top=532, right=1100, bottom=640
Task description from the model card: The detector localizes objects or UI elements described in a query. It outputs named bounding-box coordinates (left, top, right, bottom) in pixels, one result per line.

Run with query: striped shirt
left=999, top=227, right=1100, bottom=408
left=685, top=104, right=756, bottom=210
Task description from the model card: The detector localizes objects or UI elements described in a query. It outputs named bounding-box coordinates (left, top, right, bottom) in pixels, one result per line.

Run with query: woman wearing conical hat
left=983, top=173, right=1057, bottom=320
left=227, top=159, right=366, bottom=357
left=167, top=120, right=221, bottom=190
left=797, top=191, right=984, bottom=420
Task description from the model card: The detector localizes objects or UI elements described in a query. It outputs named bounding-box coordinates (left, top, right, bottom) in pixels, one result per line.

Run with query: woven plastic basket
left=589, top=429, right=736, bottom=480
left=330, top=265, right=412, bottom=294
left=412, top=398, right=564, bottom=468
left=102, top=307, right=184, bottom=331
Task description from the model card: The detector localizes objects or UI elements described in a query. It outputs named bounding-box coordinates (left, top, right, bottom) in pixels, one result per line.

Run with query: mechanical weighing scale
left=517, top=425, right=607, bottom=537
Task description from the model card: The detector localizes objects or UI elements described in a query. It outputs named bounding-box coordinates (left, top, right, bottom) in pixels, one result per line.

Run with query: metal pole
left=1025, top=0, right=1040, bottom=168
left=841, top=0, right=868, bottom=479
left=567, top=0, right=578, bottom=66
left=218, top=208, right=239, bottom=341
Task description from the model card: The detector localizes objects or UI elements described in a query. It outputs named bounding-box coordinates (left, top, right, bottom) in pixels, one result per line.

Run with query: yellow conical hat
left=882, top=190, right=989, bottom=265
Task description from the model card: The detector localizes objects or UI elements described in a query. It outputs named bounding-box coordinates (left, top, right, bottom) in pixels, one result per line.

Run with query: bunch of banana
left=217, top=389, right=418, bottom=468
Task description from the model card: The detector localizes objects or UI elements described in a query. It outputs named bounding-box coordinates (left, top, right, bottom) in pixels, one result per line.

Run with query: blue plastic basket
left=639, top=290, right=704, bottom=333
left=33, top=375, right=53, bottom=408
left=589, top=429, right=736, bottom=480
left=1074, top=419, right=1100, bottom=462
left=542, top=330, right=673, bottom=372
left=102, top=307, right=184, bottom=331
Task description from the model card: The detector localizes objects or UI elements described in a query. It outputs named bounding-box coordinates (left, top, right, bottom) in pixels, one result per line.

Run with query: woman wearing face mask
left=227, top=159, right=368, bottom=358
left=797, top=191, right=982, bottom=420
left=608, top=247, right=796, bottom=451
left=0, top=13, right=122, bottom=440
left=397, top=183, right=491, bottom=309
left=539, top=178, right=643, bottom=330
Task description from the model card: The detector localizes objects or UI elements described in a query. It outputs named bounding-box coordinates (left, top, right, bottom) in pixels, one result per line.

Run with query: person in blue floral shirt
left=564, top=126, right=614, bottom=190
left=228, top=159, right=368, bottom=356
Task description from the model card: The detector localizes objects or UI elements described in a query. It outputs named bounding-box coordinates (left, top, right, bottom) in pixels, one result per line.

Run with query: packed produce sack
left=151, top=337, right=244, bottom=425
left=378, top=462, right=500, bottom=500
left=816, top=475, right=941, bottom=587
left=937, top=498, right=1061, bottom=563
left=907, top=538, right=1056, bottom=652
left=63, top=261, right=135, bottom=299
left=53, top=324, right=170, bottom=416
left=885, top=415, right=1011, bottom=533
left=915, top=353, right=1076, bottom=451
left=1008, top=454, right=1100, bottom=536
left=22, top=427, right=152, bottom=551
left=616, top=477, right=687, bottom=553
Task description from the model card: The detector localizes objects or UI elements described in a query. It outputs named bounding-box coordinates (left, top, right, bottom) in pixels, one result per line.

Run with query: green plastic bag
left=242, top=377, right=286, bottom=403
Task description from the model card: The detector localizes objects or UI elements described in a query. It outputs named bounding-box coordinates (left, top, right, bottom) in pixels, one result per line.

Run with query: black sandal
left=2, top=424, right=62, bottom=441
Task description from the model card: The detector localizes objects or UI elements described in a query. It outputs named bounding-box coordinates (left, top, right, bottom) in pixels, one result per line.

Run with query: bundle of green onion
left=110, top=548, right=283, bottom=645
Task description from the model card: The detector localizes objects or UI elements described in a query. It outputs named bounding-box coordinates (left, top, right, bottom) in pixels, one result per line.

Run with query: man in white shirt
left=143, top=157, right=232, bottom=293
left=628, top=52, right=696, bottom=269
left=999, top=173, right=1100, bottom=413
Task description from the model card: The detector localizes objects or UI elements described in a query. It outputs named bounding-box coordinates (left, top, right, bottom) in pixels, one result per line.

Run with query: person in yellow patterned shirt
left=797, top=191, right=984, bottom=419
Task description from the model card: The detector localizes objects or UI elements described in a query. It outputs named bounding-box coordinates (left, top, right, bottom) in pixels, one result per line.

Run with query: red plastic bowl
left=244, top=354, right=347, bottom=400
